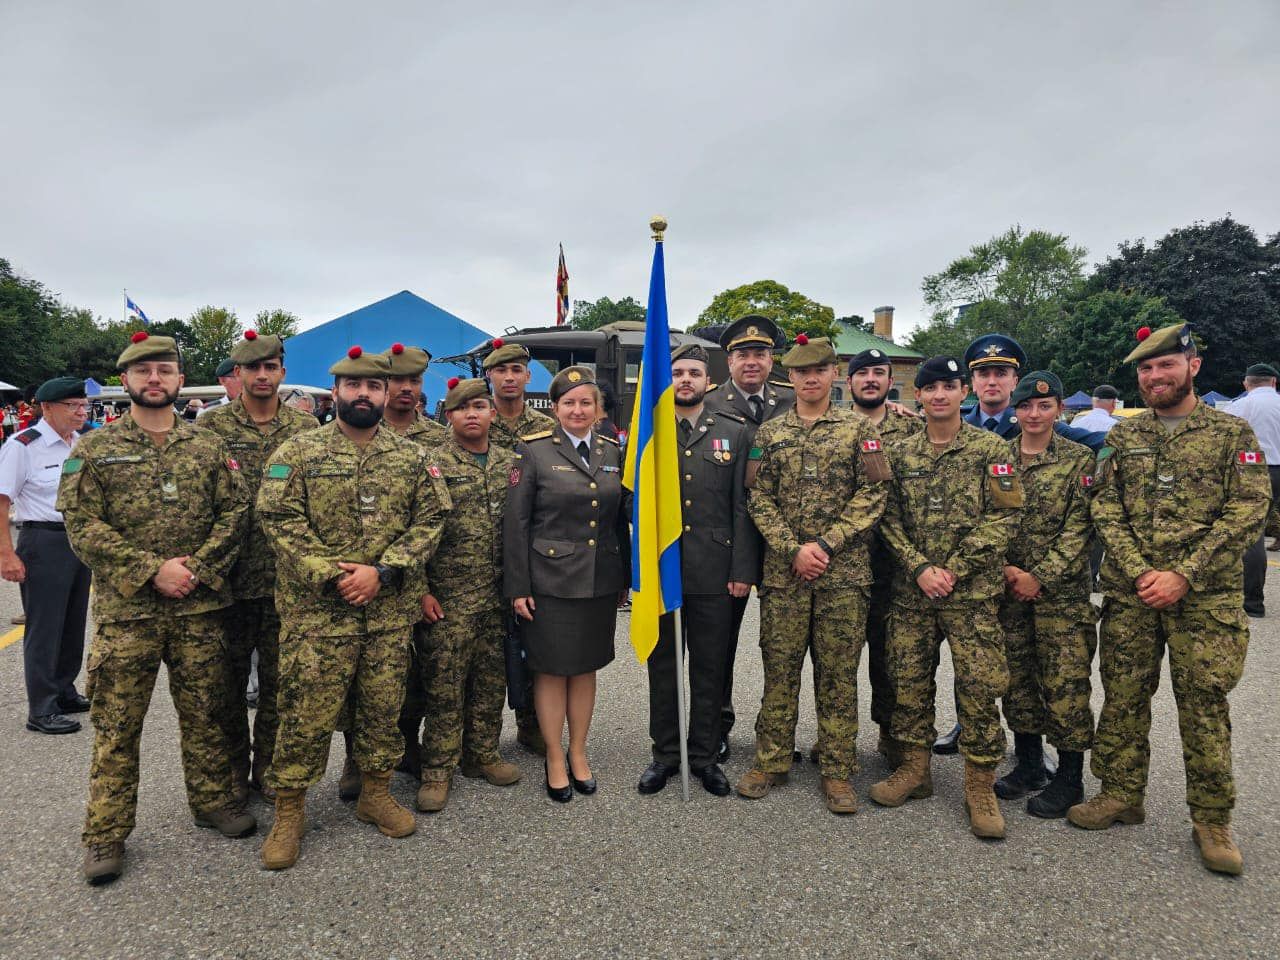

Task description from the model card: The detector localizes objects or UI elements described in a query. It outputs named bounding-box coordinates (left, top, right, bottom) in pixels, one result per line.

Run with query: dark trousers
left=866, top=545, right=896, bottom=729
left=718, top=593, right=751, bottom=738
left=1243, top=465, right=1280, bottom=613
left=649, top=594, right=732, bottom=769
left=17, top=526, right=91, bottom=716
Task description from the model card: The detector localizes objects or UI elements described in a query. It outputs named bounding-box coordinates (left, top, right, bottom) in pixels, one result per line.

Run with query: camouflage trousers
left=82, top=612, right=234, bottom=844
left=1092, top=598, right=1248, bottom=825
left=420, top=604, right=507, bottom=781
left=998, top=595, right=1096, bottom=751
left=220, top=597, right=282, bottom=779
left=754, top=584, right=866, bottom=779
left=887, top=598, right=1009, bottom=767
left=270, top=627, right=411, bottom=789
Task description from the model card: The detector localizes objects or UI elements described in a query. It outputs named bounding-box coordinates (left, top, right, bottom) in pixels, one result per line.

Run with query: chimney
left=873, top=305, right=894, bottom=342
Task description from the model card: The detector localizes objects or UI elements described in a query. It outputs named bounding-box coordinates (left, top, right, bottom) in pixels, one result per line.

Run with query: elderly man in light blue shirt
left=1071, top=384, right=1121, bottom=433
left=1231, top=363, right=1280, bottom=616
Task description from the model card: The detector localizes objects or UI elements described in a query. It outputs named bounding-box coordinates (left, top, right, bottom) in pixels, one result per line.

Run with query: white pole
left=673, top=608, right=690, bottom=801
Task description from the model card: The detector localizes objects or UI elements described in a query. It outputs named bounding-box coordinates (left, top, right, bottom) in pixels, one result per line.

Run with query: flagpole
left=674, top=608, right=691, bottom=801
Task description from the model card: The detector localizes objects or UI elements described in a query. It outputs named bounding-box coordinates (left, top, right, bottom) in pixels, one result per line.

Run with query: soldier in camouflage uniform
left=257, top=346, right=452, bottom=870
left=59, top=332, right=255, bottom=886
left=197, top=330, right=317, bottom=802
left=1068, top=324, right=1271, bottom=876
left=415, top=378, right=521, bottom=812
left=846, top=348, right=924, bottom=768
left=870, top=355, right=1022, bottom=839
left=991, top=372, right=1097, bottom=819
left=735, top=335, right=888, bottom=815
left=482, top=339, right=555, bottom=753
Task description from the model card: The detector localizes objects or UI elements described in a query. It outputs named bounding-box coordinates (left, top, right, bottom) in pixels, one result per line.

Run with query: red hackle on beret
left=795, top=333, right=809, bottom=345
left=1136, top=326, right=1151, bottom=342
left=244, top=330, right=258, bottom=340
left=447, top=376, right=460, bottom=389
left=130, top=331, right=148, bottom=343
left=491, top=338, right=504, bottom=348
left=348, top=346, right=362, bottom=359
left=391, top=343, right=404, bottom=354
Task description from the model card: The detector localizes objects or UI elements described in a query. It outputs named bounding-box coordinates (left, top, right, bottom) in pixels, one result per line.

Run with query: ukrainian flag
left=623, top=229, right=683, bottom=662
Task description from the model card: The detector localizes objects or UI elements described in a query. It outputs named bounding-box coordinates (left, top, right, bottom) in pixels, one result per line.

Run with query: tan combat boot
left=416, top=776, right=452, bottom=812
left=822, top=777, right=858, bottom=815
left=355, top=769, right=416, bottom=837
left=261, top=788, right=306, bottom=870
left=337, top=755, right=361, bottom=801
left=1192, top=823, right=1243, bottom=875
left=736, top=768, right=787, bottom=799
left=460, top=760, right=522, bottom=786
left=1066, top=793, right=1146, bottom=830
left=877, top=726, right=903, bottom=770
left=868, top=747, right=932, bottom=807
left=963, top=761, right=1006, bottom=839
left=82, top=841, right=125, bottom=885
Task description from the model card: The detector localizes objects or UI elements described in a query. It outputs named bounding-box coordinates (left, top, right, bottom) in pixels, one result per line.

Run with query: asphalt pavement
left=1, top=567, right=1277, bottom=959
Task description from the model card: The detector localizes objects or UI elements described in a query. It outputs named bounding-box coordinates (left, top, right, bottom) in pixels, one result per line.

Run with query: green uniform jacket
left=426, top=433, right=515, bottom=614
left=748, top=404, right=889, bottom=590
left=388, top=412, right=448, bottom=446
left=489, top=404, right=555, bottom=451
left=1005, top=434, right=1095, bottom=598
left=56, top=412, right=250, bottom=623
left=1091, top=400, right=1271, bottom=601
left=257, top=422, right=453, bottom=635
left=196, top=397, right=318, bottom=599
left=880, top=423, right=1023, bottom=602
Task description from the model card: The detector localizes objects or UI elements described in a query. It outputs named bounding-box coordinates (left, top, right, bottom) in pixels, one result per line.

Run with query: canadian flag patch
left=1081, top=475, right=1094, bottom=488
left=989, top=463, right=1013, bottom=477
left=226, top=457, right=240, bottom=471
left=861, top=439, right=881, bottom=453
left=1238, top=451, right=1263, bottom=465
left=427, top=464, right=442, bottom=479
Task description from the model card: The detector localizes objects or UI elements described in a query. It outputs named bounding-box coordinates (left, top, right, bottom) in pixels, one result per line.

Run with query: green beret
left=229, top=330, right=285, bottom=365
left=329, top=346, right=391, bottom=379
left=1246, top=363, right=1279, bottom=379
left=117, top=332, right=180, bottom=370
left=443, top=377, right=492, bottom=411
left=1123, top=322, right=1194, bottom=364
left=1010, top=370, right=1063, bottom=406
left=671, top=343, right=709, bottom=365
left=721, top=315, right=782, bottom=352
left=549, top=365, right=596, bottom=402
left=381, top=343, right=430, bottom=376
left=214, top=358, right=237, bottom=378
left=482, top=339, right=532, bottom=369
left=35, top=376, right=86, bottom=403
left=780, top=335, right=837, bottom=369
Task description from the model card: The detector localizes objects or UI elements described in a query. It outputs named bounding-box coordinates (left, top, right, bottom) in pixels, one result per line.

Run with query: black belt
left=20, top=521, right=65, bottom=531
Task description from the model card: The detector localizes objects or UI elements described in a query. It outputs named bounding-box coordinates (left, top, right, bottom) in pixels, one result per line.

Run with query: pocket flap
left=533, top=539, right=576, bottom=558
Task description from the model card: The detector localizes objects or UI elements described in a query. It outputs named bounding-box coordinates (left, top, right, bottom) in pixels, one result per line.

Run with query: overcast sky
left=3, top=1, right=1278, bottom=341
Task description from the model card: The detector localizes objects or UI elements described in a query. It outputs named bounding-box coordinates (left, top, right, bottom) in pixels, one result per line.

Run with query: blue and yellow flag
left=623, top=233, right=683, bottom=662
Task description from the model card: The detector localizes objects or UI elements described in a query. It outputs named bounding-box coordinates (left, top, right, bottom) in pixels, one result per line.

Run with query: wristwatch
left=374, top=563, right=402, bottom=588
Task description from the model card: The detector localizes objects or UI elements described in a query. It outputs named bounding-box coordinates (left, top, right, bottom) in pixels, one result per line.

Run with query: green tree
left=0, top=258, right=59, bottom=386
left=835, top=314, right=869, bottom=333
left=570, top=296, right=646, bottom=330
left=253, top=308, right=301, bottom=338
left=1086, top=217, right=1280, bottom=395
left=186, top=306, right=242, bottom=384
left=696, top=280, right=838, bottom=342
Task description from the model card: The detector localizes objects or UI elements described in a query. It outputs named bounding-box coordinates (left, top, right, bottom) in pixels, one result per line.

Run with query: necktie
left=748, top=395, right=765, bottom=422
left=984, top=417, right=999, bottom=431
left=679, top=419, right=693, bottom=443
left=576, top=440, right=591, bottom=466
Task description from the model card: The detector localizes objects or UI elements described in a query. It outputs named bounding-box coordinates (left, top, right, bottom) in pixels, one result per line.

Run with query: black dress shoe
left=59, top=693, right=91, bottom=714
left=696, top=764, right=731, bottom=797
left=716, top=738, right=730, bottom=763
left=544, top=760, right=572, bottom=803
left=638, top=761, right=677, bottom=795
left=933, top=723, right=961, bottom=755
left=568, top=752, right=596, bottom=795
left=27, top=713, right=81, bottom=735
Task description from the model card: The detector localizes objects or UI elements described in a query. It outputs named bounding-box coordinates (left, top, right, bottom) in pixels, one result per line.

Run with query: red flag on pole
left=556, top=244, right=570, bottom=326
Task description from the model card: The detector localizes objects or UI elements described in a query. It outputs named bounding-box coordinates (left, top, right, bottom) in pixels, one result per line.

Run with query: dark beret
left=914, top=355, right=966, bottom=388
left=549, top=365, right=597, bottom=402
left=671, top=343, right=709, bottom=365
left=847, top=348, right=892, bottom=376
left=1092, top=384, right=1119, bottom=399
left=1010, top=370, right=1063, bottom=407
left=215, top=358, right=237, bottom=378
left=35, top=376, right=86, bottom=403
left=1246, top=363, right=1279, bottom=379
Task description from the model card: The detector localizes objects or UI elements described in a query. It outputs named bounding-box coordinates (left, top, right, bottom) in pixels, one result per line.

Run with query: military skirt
left=522, top=593, right=617, bottom=676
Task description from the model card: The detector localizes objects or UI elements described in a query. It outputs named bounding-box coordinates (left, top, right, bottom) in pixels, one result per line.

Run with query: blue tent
left=84, top=377, right=103, bottom=397
left=1064, top=390, right=1092, bottom=410
left=281, top=291, right=551, bottom=405
left=1201, top=390, right=1231, bottom=407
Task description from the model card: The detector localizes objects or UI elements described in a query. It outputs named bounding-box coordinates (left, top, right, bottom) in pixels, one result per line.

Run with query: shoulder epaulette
left=15, top=428, right=40, bottom=446
left=716, top=411, right=747, bottom=424
left=521, top=430, right=553, bottom=442
left=597, top=433, right=619, bottom=445
left=771, top=381, right=795, bottom=390
left=705, top=382, right=723, bottom=393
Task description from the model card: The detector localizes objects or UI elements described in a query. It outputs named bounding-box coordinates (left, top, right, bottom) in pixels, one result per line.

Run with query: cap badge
left=746, top=325, right=759, bottom=337
left=567, top=370, right=582, bottom=383
left=947, top=360, right=958, bottom=372
left=1036, top=381, right=1049, bottom=394
left=983, top=344, right=1002, bottom=356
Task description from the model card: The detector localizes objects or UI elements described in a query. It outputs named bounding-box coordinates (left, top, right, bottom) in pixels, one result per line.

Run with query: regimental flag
left=622, top=235, right=683, bottom=662
left=556, top=244, right=570, bottom=326
left=125, top=294, right=150, bottom=325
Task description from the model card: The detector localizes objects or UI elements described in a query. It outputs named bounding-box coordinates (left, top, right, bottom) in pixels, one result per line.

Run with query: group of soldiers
left=19, top=308, right=1270, bottom=885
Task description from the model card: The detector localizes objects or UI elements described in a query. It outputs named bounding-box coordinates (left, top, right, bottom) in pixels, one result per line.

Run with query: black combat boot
left=994, top=732, right=1053, bottom=799
left=1027, top=750, right=1084, bottom=819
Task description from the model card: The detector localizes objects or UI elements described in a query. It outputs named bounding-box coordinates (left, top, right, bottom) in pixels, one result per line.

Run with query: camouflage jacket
left=1091, top=400, right=1271, bottom=602
left=1005, top=434, right=1095, bottom=598
left=386, top=412, right=447, bottom=446
left=880, top=423, right=1023, bottom=603
left=489, top=404, right=555, bottom=451
left=196, top=397, right=318, bottom=599
left=425, top=434, right=514, bottom=613
left=257, top=422, right=453, bottom=635
left=56, top=412, right=250, bottom=623
left=748, top=404, right=889, bottom=590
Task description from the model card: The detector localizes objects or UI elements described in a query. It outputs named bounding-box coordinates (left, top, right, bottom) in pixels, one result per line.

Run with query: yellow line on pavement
left=0, top=626, right=22, bottom=650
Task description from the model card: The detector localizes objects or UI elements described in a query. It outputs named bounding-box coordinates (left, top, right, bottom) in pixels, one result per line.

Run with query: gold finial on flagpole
left=650, top=215, right=668, bottom=242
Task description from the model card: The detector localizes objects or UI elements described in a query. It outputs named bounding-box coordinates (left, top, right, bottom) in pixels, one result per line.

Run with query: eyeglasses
left=55, top=401, right=90, bottom=411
